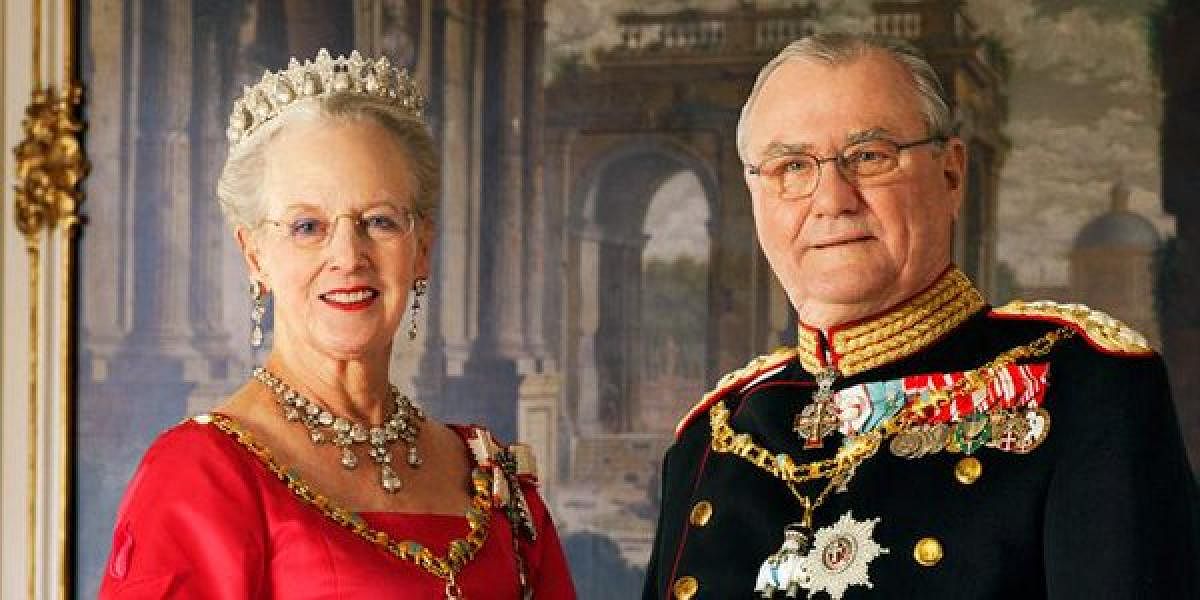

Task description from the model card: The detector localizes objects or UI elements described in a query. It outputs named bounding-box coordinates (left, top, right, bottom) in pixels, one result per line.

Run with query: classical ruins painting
left=75, top=1, right=1196, bottom=597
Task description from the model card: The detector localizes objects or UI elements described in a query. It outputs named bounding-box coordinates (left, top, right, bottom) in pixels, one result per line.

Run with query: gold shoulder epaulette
left=674, top=347, right=797, bottom=437
left=991, top=300, right=1153, bottom=356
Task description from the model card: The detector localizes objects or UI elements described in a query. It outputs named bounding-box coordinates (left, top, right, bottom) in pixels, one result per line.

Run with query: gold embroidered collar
left=795, top=267, right=985, bottom=377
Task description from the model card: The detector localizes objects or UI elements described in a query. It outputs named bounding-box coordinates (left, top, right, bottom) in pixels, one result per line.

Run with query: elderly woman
left=99, top=50, right=574, bottom=599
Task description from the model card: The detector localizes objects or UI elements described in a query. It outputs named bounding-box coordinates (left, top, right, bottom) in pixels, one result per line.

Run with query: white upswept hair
left=216, top=92, right=440, bottom=231
left=736, top=32, right=955, bottom=162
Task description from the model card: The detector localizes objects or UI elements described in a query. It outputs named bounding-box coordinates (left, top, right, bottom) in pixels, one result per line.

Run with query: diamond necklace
left=252, top=366, right=425, bottom=494
left=205, top=413, right=492, bottom=600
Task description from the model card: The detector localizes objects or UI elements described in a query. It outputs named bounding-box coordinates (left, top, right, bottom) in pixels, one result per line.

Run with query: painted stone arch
left=566, top=137, right=720, bottom=434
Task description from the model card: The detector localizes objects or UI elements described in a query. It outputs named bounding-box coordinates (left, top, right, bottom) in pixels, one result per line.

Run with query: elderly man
left=643, top=33, right=1197, bottom=600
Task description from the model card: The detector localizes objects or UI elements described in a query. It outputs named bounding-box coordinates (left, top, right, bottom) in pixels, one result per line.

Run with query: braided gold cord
left=795, top=333, right=819, bottom=372
left=795, top=268, right=986, bottom=376
left=839, top=292, right=982, bottom=375
left=840, top=272, right=971, bottom=351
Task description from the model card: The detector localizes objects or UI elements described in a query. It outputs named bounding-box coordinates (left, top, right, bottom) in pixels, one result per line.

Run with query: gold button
left=672, top=575, right=699, bottom=599
left=689, top=501, right=713, bottom=527
left=955, top=456, right=982, bottom=485
left=913, top=537, right=944, bottom=566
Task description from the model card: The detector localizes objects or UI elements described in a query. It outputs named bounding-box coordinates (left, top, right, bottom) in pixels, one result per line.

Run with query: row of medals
left=754, top=375, right=1050, bottom=599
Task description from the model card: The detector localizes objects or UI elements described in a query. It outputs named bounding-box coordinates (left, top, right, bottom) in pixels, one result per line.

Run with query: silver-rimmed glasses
left=745, top=136, right=945, bottom=200
left=259, top=207, right=418, bottom=248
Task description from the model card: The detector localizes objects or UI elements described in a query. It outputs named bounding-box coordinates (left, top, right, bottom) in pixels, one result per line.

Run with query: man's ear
left=236, top=226, right=267, bottom=286
left=941, top=137, right=967, bottom=218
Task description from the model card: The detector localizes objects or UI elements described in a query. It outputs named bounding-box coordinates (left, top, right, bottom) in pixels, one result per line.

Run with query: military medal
left=755, top=512, right=888, bottom=600
left=801, top=512, right=888, bottom=600
left=888, top=422, right=952, bottom=459
left=716, top=329, right=1074, bottom=599
left=793, top=401, right=840, bottom=445
left=796, top=367, right=840, bottom=448
left=989, top=407, right=1050, bottom=453
left=816, top=358, right=1060, bottom=459
left=755, top=523, right=813, bottom=598
left=950, top=413, right=992, bottom=454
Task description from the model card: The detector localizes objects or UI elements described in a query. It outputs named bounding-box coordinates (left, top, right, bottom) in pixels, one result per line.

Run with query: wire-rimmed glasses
left=259, top=207, right=418, bottom=248
left=745, top=136, right=945, bottom=200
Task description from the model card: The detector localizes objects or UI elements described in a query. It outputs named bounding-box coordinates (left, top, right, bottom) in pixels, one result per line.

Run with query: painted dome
left=1073, top=182, right=1161, bottom=250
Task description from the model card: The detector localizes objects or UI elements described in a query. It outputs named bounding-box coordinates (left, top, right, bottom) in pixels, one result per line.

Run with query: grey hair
left=736, top=32, right=954, bottom=161
left=216, top=92, right=440, bottom=230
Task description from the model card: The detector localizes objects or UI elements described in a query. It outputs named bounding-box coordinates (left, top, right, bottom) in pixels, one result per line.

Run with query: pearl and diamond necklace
left=252, top=366, right=425, bottom=494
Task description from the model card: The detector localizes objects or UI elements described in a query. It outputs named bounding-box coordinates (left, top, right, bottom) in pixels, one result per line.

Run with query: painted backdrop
left=76, top=1, right=1198, bottom=598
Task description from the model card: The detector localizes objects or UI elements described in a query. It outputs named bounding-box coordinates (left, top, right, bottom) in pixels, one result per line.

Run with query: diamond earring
left=409, top=277, right=428, bottom=340
left=250, top=280, right=267, bottom=348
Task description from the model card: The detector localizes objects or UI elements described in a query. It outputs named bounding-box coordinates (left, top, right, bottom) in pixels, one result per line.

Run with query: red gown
left=98, top=416, right=576, bottom=599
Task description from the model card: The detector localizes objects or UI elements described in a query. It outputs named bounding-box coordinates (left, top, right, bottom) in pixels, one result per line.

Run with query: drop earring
left=250, top=280, right=267, bottom=348
left=409, top=277, right=428, bottom=340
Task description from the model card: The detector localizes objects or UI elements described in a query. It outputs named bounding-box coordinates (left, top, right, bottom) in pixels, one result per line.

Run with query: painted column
left=573, top=222, right=603, bottom=434
left=118, top=0, right=206, bottom=381
left=487, top=0, right=527, bottom=358
left=521, top=0, right=548, bottom=359
left=420, top=0, right=482, bottom=398
left=187, top=0, right=249, bottom=413
left=79, top=0, right=128, bottom=375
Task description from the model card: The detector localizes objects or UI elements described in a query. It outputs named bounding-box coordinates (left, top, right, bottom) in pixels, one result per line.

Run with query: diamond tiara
left=225, top=48, right=425, bottom=149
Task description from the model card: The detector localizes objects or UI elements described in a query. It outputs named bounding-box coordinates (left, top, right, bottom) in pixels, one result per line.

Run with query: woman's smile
left=318, top=286, right=380, bottom=311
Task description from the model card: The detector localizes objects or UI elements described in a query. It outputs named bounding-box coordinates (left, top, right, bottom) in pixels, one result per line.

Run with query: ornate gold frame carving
left=12, top=0, right=87, bottom=597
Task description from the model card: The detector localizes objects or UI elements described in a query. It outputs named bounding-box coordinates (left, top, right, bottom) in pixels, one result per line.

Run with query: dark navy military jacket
left=643, top=303, right=1198, bottom=599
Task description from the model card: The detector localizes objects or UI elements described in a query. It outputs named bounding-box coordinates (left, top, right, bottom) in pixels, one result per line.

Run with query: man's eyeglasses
left=259, top=208, right=418, bottom=248
left=745, top=136, right=945, bottom=200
